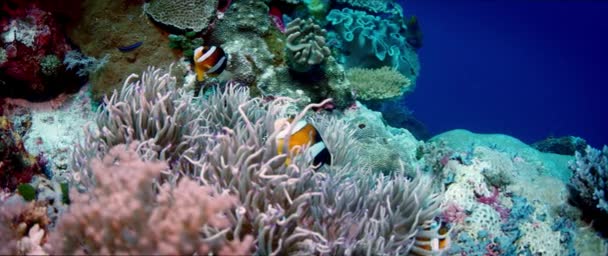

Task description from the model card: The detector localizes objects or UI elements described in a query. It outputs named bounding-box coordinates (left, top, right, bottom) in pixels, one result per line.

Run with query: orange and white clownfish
left=410, top=220, right=451, bottom=256
left=193, top=45, right=228, bottom=82
left=274, top=118, right=331, bottom=169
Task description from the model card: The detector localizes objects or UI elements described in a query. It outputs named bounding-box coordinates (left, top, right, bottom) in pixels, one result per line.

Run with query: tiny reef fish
left=117, top=41, right=143, bottom=52
left=410, top=220, right=452, bottom=256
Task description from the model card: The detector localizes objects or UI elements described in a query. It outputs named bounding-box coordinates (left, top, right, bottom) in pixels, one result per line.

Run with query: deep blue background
left=399, top=0, right=608, bottom=147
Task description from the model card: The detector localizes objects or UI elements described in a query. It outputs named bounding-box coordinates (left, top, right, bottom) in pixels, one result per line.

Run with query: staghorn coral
left=347, top=66, right=412, bottom=101
left=285, top=18, right=332, bottom=72
left=143, top=0, right=219, bottom=32
left=48, top=143, right=253, bottom=254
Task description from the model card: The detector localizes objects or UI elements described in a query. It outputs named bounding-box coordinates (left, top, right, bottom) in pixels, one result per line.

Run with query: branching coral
left=0, top=195, right=49, bottom=255
left=569, top=145, right=608, bottom=213
left=285, top=18, right=332, bottom=72
left=48, top=143, right=253, bottom=254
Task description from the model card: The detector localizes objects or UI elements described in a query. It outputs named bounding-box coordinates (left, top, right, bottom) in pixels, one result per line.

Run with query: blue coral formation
left=570, top=145, right=608, bottom=213
left=569, top=145, right=608, bottom=235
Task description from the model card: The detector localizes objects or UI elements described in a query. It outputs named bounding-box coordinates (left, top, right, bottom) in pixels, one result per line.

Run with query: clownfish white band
left=196, top=46, right=217, bottom=63
left=208, top=56, right=226, bottom=73
left=308, top=141, right=327, bottom=159
left=276, top=120, right=308, bottom=139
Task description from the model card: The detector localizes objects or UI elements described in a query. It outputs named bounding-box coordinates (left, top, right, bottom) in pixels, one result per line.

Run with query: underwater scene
left=0, top=0, right=606, bottom=255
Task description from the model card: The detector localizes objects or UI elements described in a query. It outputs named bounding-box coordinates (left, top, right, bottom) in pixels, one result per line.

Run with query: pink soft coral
left=46, top=143, right=253, bottom=254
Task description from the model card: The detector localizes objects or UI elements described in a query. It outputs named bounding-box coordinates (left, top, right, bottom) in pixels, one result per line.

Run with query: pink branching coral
left=442, top=202, right=467, bottom=224
left=475, top=186, right=510, bottom=220
left=0, top=195, right=49, bottom=255
left=47, top=143, right=253, bottom=254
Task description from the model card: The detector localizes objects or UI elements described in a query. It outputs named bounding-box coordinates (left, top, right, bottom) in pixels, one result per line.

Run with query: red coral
left=475, top=187, right=510, bottom=221
left=0, top=116, right=44, bottom=191
left=0, top=1, right=85, bottom=102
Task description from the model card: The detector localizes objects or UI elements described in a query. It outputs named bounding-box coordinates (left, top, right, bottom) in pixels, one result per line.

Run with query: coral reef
left=428, top=130, right=608, bottom=255
left=532, top=136, right=588, bottom=155
left=68, top=0, right=181, bottom=103
left=144, top=0, right=219, bottom=33
left=335, top=0, right=403, bottom=15
left=67, top=67, right=442, bottom=255
left=2, top=0, right=606, bottom=254
left=285, top=18, right=331, bottom=72
left=167, top=31, right=204, bottom=59
left=569, top=145, right=608, bottom=235
left=0, top=3, right=85, bottom=101
left=326, top=8, right=420, bottom=79
left=340, top=102, right=422, bottom=175
left=0, top=114, right=44, bottom=190
left=0, top=194, right=49, bottom=255
left=48, top=143, right=252, bottom=254
left=347, top=66, right=412, bottom=101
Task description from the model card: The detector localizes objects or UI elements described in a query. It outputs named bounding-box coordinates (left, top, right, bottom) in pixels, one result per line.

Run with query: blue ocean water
left=401, top=0, right=608, bottom=147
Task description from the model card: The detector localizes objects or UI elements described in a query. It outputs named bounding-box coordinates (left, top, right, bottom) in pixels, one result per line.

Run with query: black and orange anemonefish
left=193, top=45, right=228, bottom=82
left=274, top=118, right=331, bottom=169
left=410, top=220, right=451, bottom=256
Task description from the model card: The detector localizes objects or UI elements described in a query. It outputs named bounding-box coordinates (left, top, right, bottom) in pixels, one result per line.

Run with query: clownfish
left=193, top=45, right=228, bottom=82
left=274, top=118, right=331, bottom=169
left=410, top=220, right=451, bottom=256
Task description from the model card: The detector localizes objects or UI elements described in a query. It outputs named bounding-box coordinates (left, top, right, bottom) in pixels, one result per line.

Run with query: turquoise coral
left=326, top=8, right=420, bottom=77
left=335, top=0, right=403, bottom=16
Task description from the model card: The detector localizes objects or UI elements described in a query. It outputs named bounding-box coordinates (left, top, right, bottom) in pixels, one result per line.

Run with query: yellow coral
left=347, top=66, right=412, bottom=101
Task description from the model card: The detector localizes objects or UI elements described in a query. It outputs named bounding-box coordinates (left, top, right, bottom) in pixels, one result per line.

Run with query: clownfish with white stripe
left=274, top=118, right=331, bottom=169
left=193, top=45, right=228, bottom=82
left=410, top=220, right=452, bottom=256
